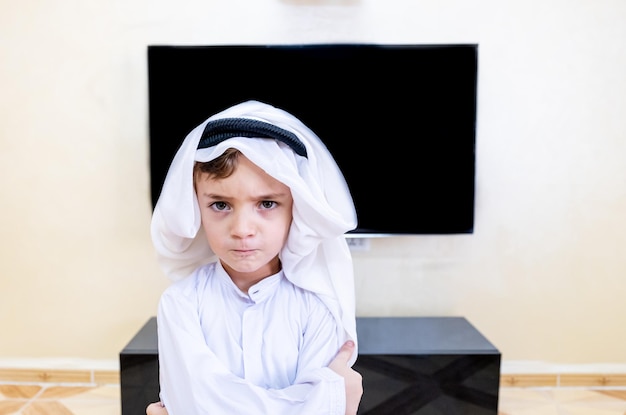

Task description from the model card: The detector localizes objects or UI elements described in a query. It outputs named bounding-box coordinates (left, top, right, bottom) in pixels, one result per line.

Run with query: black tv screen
left=148, top=44, right=477, bottom=235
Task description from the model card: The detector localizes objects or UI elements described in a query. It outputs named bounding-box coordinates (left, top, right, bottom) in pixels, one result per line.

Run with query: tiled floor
left=0, top=384, right=121, bottom=415
left=2, top=384, right=626, bottom=414
left=499, top=388, right=626, bottom=414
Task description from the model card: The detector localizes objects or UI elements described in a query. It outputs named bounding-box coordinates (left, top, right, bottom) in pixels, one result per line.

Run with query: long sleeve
left=157, top=273, right=346, bottom=415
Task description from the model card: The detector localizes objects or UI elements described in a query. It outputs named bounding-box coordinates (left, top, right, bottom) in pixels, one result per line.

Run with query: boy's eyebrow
left=198, top=192, right=224, bottom=199
left=199, top=191, right=290, bottom=200
left=257, top=191, right=291, bottom=200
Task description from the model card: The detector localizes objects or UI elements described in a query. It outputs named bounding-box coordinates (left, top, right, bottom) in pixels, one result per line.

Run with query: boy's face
left=196, top=154, right=293, bottom=288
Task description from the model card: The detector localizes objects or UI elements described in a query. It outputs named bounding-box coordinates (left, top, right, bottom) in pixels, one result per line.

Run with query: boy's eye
left=260, top=201, right=276, bottom=209
left=211, top=201, right=229, bottom=211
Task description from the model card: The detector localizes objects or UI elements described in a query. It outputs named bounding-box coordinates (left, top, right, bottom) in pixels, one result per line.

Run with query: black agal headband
left=198, top=118, right=308, bottom=158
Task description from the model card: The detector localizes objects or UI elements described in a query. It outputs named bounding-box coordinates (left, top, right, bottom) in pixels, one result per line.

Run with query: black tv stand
left=120, top=316, right=500, bottom=414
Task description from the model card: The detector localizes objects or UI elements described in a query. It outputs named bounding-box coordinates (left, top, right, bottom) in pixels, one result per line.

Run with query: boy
left=148, top=101, right=362, bottom=414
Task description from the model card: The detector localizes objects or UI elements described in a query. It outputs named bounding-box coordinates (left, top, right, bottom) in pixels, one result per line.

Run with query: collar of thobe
left=214, top=261, right=283, bottom=304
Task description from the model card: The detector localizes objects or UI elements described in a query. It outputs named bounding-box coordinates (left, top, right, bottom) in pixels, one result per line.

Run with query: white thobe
left=157, top=261, right=347, bottom=414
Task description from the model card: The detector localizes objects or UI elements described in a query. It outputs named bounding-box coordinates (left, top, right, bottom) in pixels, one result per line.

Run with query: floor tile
left=0, top=401, right=27, bottom=415
left=61, top=400, right=121, bottom=415
left=0, top=385, right=41, bottom=399
left=23, top=400, right=75, bottom=415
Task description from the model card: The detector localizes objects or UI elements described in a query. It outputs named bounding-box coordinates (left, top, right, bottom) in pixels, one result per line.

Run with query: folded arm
left=155, top=281, right=355, bottom=415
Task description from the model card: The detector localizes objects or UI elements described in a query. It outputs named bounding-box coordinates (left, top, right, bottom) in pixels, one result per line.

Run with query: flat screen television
left=148, top=44, right=477, bottom=235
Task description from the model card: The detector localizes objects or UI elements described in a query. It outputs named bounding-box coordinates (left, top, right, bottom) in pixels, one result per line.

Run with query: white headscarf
left=151, top=100, right=358, bottom=362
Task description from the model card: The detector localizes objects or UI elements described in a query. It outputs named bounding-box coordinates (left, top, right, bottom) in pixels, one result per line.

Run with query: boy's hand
left=146, top=402, right=168, bottom=415
left=328, top=341, right=363, bottom=415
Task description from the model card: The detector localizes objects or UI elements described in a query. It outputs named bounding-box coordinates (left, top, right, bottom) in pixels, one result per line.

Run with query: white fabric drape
left=151, top=99, right=358, bottom=362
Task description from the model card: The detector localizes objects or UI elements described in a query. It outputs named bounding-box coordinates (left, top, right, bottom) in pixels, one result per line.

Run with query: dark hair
left=193, top=148, right=242, bottom=185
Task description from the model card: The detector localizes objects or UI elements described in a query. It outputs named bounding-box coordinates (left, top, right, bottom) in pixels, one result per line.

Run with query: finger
left=146, top=402, right=165, bottom=415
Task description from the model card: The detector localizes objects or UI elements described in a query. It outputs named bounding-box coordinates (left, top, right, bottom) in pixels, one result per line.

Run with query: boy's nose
left=231, top=210, right=256, bottom=237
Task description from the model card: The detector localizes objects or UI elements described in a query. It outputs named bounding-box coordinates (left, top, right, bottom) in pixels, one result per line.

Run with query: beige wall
left=1, top=0, right=625, bottom=366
